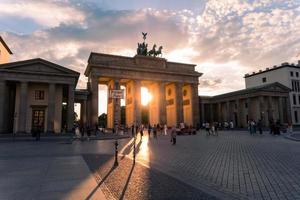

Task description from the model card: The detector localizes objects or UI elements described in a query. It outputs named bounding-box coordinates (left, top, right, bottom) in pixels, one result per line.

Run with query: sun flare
left=141, top=87, right=152, bottom=106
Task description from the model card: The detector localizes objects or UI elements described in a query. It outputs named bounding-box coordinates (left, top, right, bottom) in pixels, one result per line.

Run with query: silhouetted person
left=171, top=126, right=177, bottom=145
left=257, top=120, right=263, bottom=134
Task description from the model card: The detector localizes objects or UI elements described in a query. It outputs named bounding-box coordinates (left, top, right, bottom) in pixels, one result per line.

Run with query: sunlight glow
left=141, top=87, right=152, bottom=106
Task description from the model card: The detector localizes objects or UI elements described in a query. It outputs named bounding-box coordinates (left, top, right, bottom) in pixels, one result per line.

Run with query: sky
left=1, top=0, right=300, bottom=114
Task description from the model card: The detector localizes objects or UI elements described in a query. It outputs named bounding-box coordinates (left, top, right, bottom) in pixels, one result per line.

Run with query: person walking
left=131, top=124, right=135, bottom=137
left=140, top=124, right=144, bottom=138
left=257, top=119, right=263, bottom=134
left=171, top=126, right=177, bottom=145
left=205, top=122, right=210, bottom=136
left=287, top=122, right=293, bottom=134
left=153, top=125, right=157, bottom=139
left=148, top=124, right=152, bottom=137
left=164, top=124, right=167, bottom=135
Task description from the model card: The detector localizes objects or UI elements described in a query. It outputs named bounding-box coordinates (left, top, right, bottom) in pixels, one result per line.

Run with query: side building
left=199, top=82, right=291, bottom=128
left=245, top=61, right=300, bottom=125
left=0, top=58, right=80, bottom=134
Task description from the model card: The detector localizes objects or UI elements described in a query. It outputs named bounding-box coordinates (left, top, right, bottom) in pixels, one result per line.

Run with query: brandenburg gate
left=84, top=52, right=202, bottom=128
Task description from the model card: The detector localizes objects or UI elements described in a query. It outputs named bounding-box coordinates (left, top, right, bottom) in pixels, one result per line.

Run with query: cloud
left=1, top=7, right=191, bottom=89
left=0, top=0, right=86, bottom=28
left=1, top=0, right=300, bottom=96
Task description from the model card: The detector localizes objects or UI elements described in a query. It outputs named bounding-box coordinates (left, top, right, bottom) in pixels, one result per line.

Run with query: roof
left=85, top=52, right=199, bottom=77
left=0, top=36, right=13, bottom=54
left=0, top=58, right=80, bottom=84
left=244, top=62, right=300, bottom=78
left=212, top=82, right=291, bottom=99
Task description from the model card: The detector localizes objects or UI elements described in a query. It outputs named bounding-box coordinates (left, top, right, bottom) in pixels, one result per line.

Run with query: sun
left=141, top=87, right=152, bottom=106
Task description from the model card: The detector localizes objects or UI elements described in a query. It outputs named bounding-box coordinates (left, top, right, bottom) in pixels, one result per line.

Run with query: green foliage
left=98, top=113, right=107, bottom=128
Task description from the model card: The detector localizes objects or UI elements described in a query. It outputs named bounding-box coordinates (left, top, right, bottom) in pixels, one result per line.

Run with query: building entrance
left=32, top=109, right=45, bottom=132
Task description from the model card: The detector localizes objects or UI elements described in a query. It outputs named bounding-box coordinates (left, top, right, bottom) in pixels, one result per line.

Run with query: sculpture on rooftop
left=136, top=32, right=163, bottom=57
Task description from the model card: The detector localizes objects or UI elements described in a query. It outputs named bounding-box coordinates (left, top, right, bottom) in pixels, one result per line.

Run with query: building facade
left=0, top=58, right=80, bottom=134
left=245, top=61, right=300, bottom=125
left=199, top=82, right=291, bottom=128
left=85, top=53, right=201, bottom=128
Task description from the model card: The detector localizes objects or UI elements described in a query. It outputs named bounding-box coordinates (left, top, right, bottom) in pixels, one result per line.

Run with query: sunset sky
left=1, top=0, right=300, bottom=114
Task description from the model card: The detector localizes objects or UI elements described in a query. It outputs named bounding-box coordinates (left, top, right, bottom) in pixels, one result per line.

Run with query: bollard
left=114, top=139, right=119, bottom=167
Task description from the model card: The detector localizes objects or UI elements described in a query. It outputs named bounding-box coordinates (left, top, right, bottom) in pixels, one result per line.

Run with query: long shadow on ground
left=83, top=154, right=217, bottom=200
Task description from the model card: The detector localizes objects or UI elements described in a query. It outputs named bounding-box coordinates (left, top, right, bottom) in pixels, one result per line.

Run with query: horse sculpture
left=154, top=46, right=163, bottom=57
left=148, top=44, right=156, bottom=56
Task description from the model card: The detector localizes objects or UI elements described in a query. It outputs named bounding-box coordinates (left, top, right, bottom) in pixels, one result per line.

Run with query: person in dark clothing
left=140, top=124, right=144, bottom=138
left=131, top=124, right=135, bottom=137
left=275, top=120, right=281, bottom=135
left=153, top=125, right=157, bottom=139
left=257, top=120, right=263, bottom=134
left=148, top=124, right=152, bottom=137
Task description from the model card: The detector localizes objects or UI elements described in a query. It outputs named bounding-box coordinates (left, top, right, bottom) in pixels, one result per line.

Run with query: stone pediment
left=259, top=82, right=291, bottom=92
left=0, top=58, right=79, bottom=76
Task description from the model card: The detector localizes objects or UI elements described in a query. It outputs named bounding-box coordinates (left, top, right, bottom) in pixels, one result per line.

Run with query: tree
left=98, top=113, right=107, bottom=128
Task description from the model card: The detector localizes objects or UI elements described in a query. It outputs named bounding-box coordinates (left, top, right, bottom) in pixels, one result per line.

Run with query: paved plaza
left=0, top=131, right=299, bottom=199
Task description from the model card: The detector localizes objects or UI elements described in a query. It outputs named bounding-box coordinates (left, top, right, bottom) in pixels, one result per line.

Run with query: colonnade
left=87, top=77, right=200, bottom=128
left=202, top=96, right=291, bottom=127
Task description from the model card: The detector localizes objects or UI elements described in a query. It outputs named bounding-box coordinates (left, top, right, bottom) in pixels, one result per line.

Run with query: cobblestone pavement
left=119, top=130, right=300, bottom=200
left=83, top=154, right=217, bottom=200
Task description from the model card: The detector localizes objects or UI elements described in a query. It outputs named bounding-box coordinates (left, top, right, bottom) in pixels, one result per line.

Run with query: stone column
left=158, top=82, right=167, bottom=125
left=217, top=103, right=221, bottom=122
left=67, top=84, right=75, bottom=132
left=133, top=80, right=142, bottom=125
left=175, top=82, right=184, bottom=125
left=201, top=103, right=205, bottom=123
left=286, top=96, right=292, bottom=123
left=236, top=99, right=241, bottom=127
left=47, top=83, right=56, bottom=133
left=90, top=76, right=99, bottom=126
left=18, top=81, right=28, bottom=133
left=225, top=101, right=230, bottom=122
left=0, top=80, right=6, bottom=133
left=268, top=96, right=274, bottom=121
left=247, top=98, right=253, bottom=120
left=259, top=96, right=267, bottom=126
left=113, top=79, right=121, bottom=128
left=191, top=83, right=200, bottom=127
left=278, top=97, right=284, bottom=123
left=81, top=99, right=87, bottom=126
left=209, top=103, right=214, bottom=122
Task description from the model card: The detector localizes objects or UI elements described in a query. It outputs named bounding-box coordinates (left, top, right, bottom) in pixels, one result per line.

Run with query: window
left=298, top=95, right=300, bottom=105
left=35, top=90, right=44, bottom=100
left=245, top=102, right=248, bottom=108
left=293, top=94, right=296, bottom=105
left=262, top=77, right=266, bottom=83
left=291, top=71, right=294, bottom=77
left=294, top=111, right=298, bottom=123
left=297, top=72, right=299, bottom=77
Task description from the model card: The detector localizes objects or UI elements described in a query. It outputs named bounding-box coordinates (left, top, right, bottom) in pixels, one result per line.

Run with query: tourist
left=210, top=123, right=215, bottom=135
left=275, top=120, right=281, bottom=135
left=148, top=124, right=152, bottom=137
left=87, top=126, right=91, bottom=141
left=230, top=121, right=234, bottom=129
left=253, top=120, right=257, bottom=133
left=135, top=124, right=139, bottom=136
left=140, top=124, right=144, bottom=138
left=287, top=122, right=293, bottom=134
left=153, top=124, right=157, bottom=139
left=164, top=124, right=168, bottom=135
left=257, top=119, right=263, bottom=134
left=171, top=126, right=177, bottom=145
left=214, top=122, right=219, bottom=136
left=205, top=122, right=210, bottom=135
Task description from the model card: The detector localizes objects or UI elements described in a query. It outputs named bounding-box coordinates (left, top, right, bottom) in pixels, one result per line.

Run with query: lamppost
left=133, top=124, right=136, bottom=164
